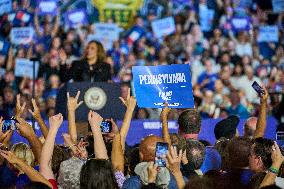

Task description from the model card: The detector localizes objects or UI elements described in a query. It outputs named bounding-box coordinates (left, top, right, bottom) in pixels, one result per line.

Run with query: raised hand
left=16, top=118, right=35, bottom=138
left=181, top=149, right=188, bottom=165
left=62, top=133, right=74, bottom=147
left=271, top=142, right=284, bottom=167
left=0, top=117, right=11, bottom=142
left=167, top=146, right=183, bottom=174
left=147, top=162, right=158, bottom=183
left=103, top=118, right=119, bottom=142
left=0, top=150, right=19, bottom=164
left=161, top=102, right=171, bottom=119
left=28, top=99, right=41, bottom=120
left=59, top=48, right=67, bottom=65
left=49, top=113, right=63, bottom=130
left=88, top=111, right=103, bottom=129
left=15, top=94, right=26, bottom=118
left=67, top=91, right=83, bottom=112
left=76, top=139, right=88, bottom=160
left=260, top=86, right=269, bottom=103
left=119, top=88, right=136, bottom=111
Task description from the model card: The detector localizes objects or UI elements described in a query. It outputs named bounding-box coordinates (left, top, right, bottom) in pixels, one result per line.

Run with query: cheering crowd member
left=0, top=0, right=283, bottom=189
left=0, top=87, right=283, bottom=189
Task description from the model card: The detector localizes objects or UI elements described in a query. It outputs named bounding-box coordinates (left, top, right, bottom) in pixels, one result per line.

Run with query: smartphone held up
left=155, top=142, right=169, bottom=167
left=252, top=81, right=265, bottom=96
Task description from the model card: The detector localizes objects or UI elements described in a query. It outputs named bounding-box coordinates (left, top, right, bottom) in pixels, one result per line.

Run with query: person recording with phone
left=59, top=40, right=111, bottom=83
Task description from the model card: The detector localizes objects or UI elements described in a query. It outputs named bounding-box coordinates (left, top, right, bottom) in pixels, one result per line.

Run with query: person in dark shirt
left=60, top=40, right=111, bottom=83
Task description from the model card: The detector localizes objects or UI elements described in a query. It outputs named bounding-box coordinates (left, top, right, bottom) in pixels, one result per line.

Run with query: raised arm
left=67, top=91, right=83, bottom=143
left=51, top=11, right=60, bottom=37
left=119, top=88, right=136, bottom=151
left=16, top=118, right=43, bottom=164
left=1, top=150, right=52, bottom=187
left=161, top=103, right=171, bottom=145
left=6, top=47, right=14, bottom=71
left=0, top=150, right=52, bottom=188
left=111, top=133, right=124, bottom=172
left=34, top=11, right=42, bottom=37
left=29, top=99, right=49, bottom=139
left=254, top=87, right=268, bottom=139
left=15, top=94, right=26, bottom=119
left=167, top=146, right=185, bottom=189
left=40, top=113, right=63, bottom=180
left=259, top=142, right=284, bottom=188
left=88, top=111, right=108, bottom=159
left=0, top=117, right=13, bottom=144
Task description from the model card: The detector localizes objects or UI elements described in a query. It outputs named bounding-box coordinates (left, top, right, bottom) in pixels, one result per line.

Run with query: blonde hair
left=11, top=142, right=35, bottom=167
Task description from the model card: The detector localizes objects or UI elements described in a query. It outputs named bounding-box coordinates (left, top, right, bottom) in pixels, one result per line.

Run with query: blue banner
left=0, top=37, right=10, bottom=55
left=199, top=8, right=215, bottom=32
left=132, top=64, right=194, bottom=108
left=231, top=17, right=250, bottom=32
left=9, top=117, right=278, bottom=146
left=37, top=0, right=58, bottom=16
left=272, top=0, right=284, bottom=13
left=0, top=0, right=12, bottom=16
left=65, top=9, right=88, bottom=27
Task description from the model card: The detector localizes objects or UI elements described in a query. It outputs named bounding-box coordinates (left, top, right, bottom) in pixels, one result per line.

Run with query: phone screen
left=252, top=81, right=264, bottom=96
left=2, top=119, right=17, bottom=133
left=276, top=131, right=284, bottom=147
left=155, top=142, right=169, bottom=167
left=100, top=121, right=112, bottom=133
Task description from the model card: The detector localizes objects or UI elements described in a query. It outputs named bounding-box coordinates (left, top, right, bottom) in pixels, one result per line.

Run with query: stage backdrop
left=11, top=117, right=278, bottom=146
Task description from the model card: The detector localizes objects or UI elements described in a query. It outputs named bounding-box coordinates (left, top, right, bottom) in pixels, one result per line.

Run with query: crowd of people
left=0, top=0, right=283, bottom=120
left=0, top=0, right=284, bottom=188
left=0, top=86, right=283, bottom=189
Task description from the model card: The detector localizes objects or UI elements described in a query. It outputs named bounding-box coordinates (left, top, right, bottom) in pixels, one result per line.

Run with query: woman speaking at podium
left=59, top=40, right=111, bottom=83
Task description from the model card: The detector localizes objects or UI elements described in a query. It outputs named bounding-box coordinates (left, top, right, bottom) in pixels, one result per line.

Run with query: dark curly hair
left=252, top=138, right=274, bottom=169
left=80, top=159, right=119, bottom=189
left=178, top=109, right=201, bottom=134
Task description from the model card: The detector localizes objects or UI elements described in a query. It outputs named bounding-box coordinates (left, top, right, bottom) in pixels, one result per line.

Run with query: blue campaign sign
left=231, top=17, right=250, bottom=32
left=272, top=0, right=284, bottom=13
left=0, top=37, right=10, bottom=55
left=0, top=0, right=12, bottom=16
left=151, top=17, right=176, bottom=38
left=257, top=26, right=279, bottom=42
left=65, top=9, right=88, bottom=27
left=132, top=64, right=194, bottom=108
left=37, top=0, right=58, bottom=16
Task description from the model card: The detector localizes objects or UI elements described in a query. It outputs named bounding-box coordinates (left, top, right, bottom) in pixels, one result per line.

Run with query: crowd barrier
left=11, top=117, right=278, bottom=146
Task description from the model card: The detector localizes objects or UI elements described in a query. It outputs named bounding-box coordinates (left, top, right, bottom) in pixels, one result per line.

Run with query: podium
left=56, top=82, right=126, bottom=121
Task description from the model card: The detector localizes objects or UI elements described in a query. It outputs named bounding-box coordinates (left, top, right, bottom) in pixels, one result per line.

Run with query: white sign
left=257, top=26, right=279, bottom=42
left=14, top=58, right=39, bottom=79
left=10, top=27, right=34, bottom=45
left=94, top=23, right=121, bottom=41
left=89, top=23, right=122, bottom=50
left=151, top=17, right=176, bottom=38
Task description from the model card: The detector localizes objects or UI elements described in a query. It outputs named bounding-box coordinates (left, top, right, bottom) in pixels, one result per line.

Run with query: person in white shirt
left=239, top=65, right=262, bottom=103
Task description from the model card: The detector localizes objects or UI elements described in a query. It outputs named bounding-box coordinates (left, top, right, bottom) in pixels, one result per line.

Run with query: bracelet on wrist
left=268, top=166, right=279, bottom=174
